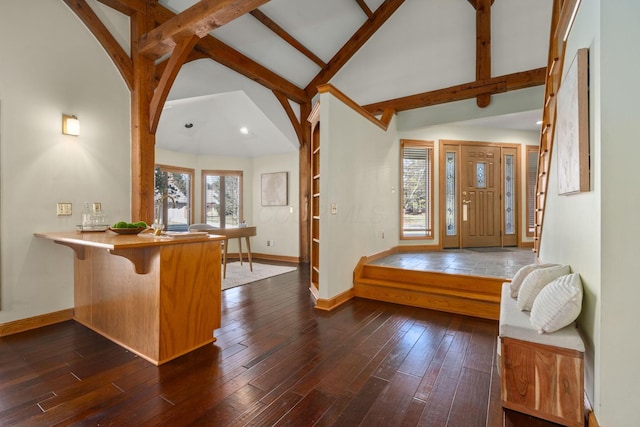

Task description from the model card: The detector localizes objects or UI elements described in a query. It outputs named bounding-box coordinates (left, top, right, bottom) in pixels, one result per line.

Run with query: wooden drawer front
left=501, top=337, right=584, bottom=427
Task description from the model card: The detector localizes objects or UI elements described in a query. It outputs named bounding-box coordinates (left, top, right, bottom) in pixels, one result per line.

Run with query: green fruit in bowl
left=113, top=221, right=129, bottom=228
left=134, top=221, right=148, bottom=228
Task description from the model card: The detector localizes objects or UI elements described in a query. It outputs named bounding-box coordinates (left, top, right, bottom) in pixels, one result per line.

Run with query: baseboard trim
left=228, top=253, right=300, bottom=263
left=0, top=308, right=74, bottom=337
left=395, top=244, right=443, bottom=252
left=518, top=241, right=534, bottom=249
left=314, top=288, right=354, bottom=311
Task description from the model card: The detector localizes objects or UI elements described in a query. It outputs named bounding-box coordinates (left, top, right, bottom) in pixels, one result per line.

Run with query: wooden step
left=353, top=263, right=504, bottom=320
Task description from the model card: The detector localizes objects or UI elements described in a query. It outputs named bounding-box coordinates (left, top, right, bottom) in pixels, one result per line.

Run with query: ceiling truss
left=84, top=0, right=547, bottom=123
left=66, top=0, right=548, bottom=262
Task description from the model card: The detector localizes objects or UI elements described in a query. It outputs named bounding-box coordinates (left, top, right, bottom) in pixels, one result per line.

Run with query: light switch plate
left=57, top=202, right=72, bottom=216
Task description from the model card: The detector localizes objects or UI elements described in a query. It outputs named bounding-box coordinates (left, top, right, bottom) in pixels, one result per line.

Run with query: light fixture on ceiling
left=62, top=114, right=80, bottom=136
left=536, top=120, right=543, bottom=125
left=239, top=127, right=249, bottom=135
left=185, top=123, right=193, bottom=129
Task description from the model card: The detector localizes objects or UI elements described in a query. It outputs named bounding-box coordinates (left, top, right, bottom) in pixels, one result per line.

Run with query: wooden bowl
left=108, top=226, right=147, bottom=235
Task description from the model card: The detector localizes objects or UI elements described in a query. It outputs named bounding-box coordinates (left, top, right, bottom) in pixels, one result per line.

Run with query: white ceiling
left=452, top=109, right=543, bottom=132
left=157, top=91, right=297, bottom=157
left=154, top=0, right=552, bottom=157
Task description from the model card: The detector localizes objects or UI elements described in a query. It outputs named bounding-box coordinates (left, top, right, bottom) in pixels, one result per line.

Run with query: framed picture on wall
left=556, top=48, right=590, bottom=195
left=261, top=172, right=288, bottom=206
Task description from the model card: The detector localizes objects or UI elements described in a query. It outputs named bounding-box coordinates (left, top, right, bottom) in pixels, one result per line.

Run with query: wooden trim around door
left=439, top=140, right=522, bottom=248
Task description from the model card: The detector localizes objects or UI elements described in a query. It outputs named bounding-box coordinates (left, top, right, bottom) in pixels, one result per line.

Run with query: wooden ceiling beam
left=94, top=0, right=146, bottom=16
left=466, top=0, right=494, bottom=9
left=474, top=0, right=492, bottom=107
left=130, top=11, right=157, bottom=225
left=149, top=35, right=200, bottom=134
left=362, top=67, right=547, bottom=115
left=250, top=9, right=326, bottom=69
left=305, top=0, right=406, bottom=98
left=192, top=36, right=307, bottom=104
left=155, top=49, right=209, bottom=80
left=63, top=0, right=133, bottom=90
left=150, top=4, right=307, bottom=104
left=318, top=84, right=391, bottom=131
left=138, top=0, right=269, bottom=60
left=355, top=0, right=374, bottom=19
left=273, top=91, right=303, bottom=147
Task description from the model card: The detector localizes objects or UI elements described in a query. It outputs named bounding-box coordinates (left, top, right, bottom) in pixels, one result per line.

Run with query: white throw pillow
left=517, top=264, right=571, bottom=311
left=509, top=263, right=558, bottom=298
left=530, top=273, right=583, bottom=333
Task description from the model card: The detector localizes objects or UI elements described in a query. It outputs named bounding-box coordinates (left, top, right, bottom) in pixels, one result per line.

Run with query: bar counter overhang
left=35, top=230, right=225, bottom=365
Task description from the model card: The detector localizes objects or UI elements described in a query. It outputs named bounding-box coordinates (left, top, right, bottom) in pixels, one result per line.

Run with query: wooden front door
left=460, top=145, right=501, bottom=247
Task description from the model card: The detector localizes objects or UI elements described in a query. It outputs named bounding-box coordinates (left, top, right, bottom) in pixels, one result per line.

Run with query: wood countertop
left=35, top=230, right=226, bottom=275
left=35, top=230, right=226, bottom=250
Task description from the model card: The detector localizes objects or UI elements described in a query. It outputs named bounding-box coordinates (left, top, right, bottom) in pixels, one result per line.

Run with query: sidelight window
left=401, top=140, right=434, bottom=239
left=504, top=154, right=515, bottom=235
left=445, top=152, right=457, bottom=236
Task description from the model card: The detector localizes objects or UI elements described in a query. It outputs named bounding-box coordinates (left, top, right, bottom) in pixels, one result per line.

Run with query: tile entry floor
left=370, top=247, right=537, bottom=280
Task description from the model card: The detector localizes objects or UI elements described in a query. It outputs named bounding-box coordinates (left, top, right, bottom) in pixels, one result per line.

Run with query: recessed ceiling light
left=185, top=123, right=193, bottom=129
left=240, top=127, right=249, bottom=135
left=536, top=120, right=543, bottom=125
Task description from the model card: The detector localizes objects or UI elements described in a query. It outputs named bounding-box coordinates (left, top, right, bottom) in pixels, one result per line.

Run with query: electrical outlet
left=267, top=240, right=275, bottom=247
left=331, top=203, right=337, bottom=215
left=57, top=202, right=72, bottom=216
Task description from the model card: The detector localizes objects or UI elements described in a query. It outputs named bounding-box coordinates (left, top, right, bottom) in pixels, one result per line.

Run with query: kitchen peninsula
left=35, top=230, right=225, bottom=365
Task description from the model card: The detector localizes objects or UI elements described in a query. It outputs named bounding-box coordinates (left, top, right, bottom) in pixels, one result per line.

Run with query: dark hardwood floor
left=0, top=263, right=560, bottom=426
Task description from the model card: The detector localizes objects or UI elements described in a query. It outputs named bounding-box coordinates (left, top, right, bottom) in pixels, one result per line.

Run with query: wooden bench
left=498, top=283, right=585, bottom=427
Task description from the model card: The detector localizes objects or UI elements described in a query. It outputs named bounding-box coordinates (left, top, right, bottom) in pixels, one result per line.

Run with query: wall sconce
left=62, top=114, right=80, bottom=136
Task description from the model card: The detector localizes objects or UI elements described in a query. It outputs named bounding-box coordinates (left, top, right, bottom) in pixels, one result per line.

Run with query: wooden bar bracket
left=109, top=248, right=153, bottom=274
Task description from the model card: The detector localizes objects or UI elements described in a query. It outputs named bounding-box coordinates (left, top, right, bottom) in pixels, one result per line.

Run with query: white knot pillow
left=509, top=263, right=558, bottom=298
left=517, top=264, right=571, bottom=311
left=530, top=273, right=583, bottom=334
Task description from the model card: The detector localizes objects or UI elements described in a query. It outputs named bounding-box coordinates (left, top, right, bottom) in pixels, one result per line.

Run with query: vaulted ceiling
left=74, top=0, right=552, bottom=157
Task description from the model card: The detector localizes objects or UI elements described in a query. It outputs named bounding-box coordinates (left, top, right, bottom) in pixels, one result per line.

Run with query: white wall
left=318, top=92, right=399, bottom=300
left=156, top=148, right=300, bottom=259
left=0, top=0, right=131, bottom=322
left=252, top=153, right=300, bottom=258
left=539, top=0, right=601, bottom=412
left=541, top=1, right=640, bottom=425
left=599, top=1, right=640, bottom=425
left=400, top=124, right=540, bottom=246
left=316, top=92, right=539, bottom=301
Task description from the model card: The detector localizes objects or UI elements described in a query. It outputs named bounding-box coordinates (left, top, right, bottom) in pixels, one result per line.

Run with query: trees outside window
left=154, top=165, right=193, bottom=231
left=401, top=140, right=434, bottom=239
left=202, top=170, right=243, bottom=228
